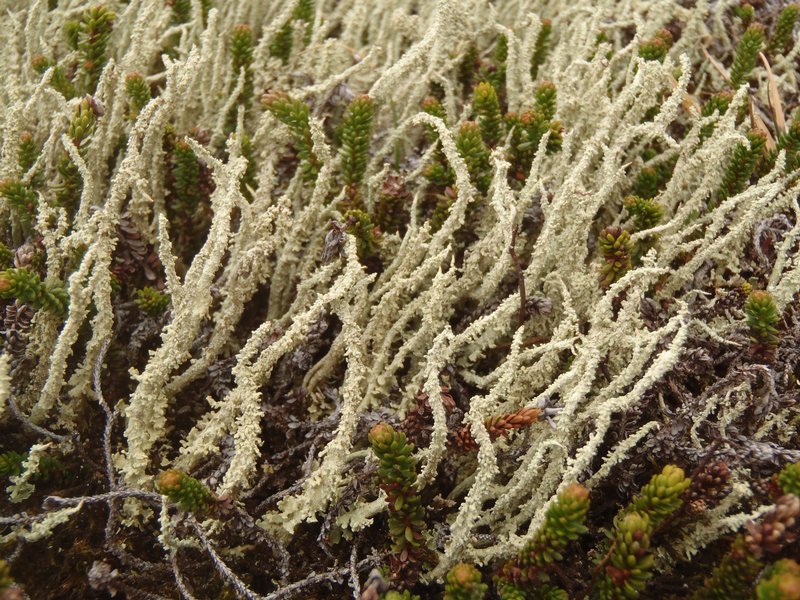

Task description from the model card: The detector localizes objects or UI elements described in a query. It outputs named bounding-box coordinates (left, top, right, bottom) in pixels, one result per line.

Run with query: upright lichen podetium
left=368, top=423, right=427, bottom=561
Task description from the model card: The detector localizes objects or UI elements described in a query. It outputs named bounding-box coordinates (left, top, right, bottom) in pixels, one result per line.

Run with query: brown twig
left=547, top=560, right=578, bottom=596
left=349, top=542, right=360, bottom=600
left=583, top=540, right=617, bottom=599
left=494, top=335, right=549, bottom=351
left=171, top=549, right=200, bottom=600
left=93, top=338, right=116, bottom=490
left=6, top=395, right=72, bottom=443
left=44, top=489, right=162, bottom=508
left=186, top=516, right=264, bottom=600
left=264, top=553, right=385, bottom=600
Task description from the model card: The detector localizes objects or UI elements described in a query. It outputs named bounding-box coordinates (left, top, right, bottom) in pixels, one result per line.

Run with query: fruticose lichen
left=0, top=0, right=799, bottom=598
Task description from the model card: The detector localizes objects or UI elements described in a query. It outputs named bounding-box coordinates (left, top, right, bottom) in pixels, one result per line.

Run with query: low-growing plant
left=1, top=2, right=799, bottom=598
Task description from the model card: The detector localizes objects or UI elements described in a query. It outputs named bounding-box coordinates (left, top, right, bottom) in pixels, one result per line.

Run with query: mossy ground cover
left=0, top=0, right=799, bottom=598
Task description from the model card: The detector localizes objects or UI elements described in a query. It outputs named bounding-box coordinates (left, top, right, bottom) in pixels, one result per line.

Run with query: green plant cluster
left=624, top=195, right=663, bottom=262
left=0, top=560, right=13, bottom=590
left=638, top=29, right=673, bottom=62
left=369, top=423, right=427, bottom=559
left=777, top=460, right=800, bottom=496
left=170, top=139, right=204, bottom=216
left=0, top=268, right=68, bottom=316
left=421, top=96, right=447, bottom=144
left=34, top=2, right=116, bottom=100
left=439, top=466, right=691, bottom=600
left=262, top=91, right=320, bottom=183
left=756, top=559, right=800, bottom=600
left=156, top=469, right=216, bottom=514
left=231, top=24, right=255, bottom=105
left=598, top=226, right=633, bottom=288
left=0, top=132, right=44, bottom=228
left=768, top=4, right=800, bottom=56
left=18, top=132, right=41, bottom=186
left=719, top=129, right=767, bottom=201
left=745, top=290, right=781, bottom=348
left=0, top=452, right=26, bottom=479
left=55, top=96, right=100, bottom=214
left=731, top=3, right=755, bottom=25
left=692, top=535, right=761, bottom=598
left=0, top=180, right=37, bottom=225
left=444, top=564, right=488, bottom=600
left=269, top=0, right=315, bottom=63
left=700, top=92, right=733, bottom=140
left=773, top=113, right=800, bottom=173
left=169, top=0, right=212, bottom=26
left=0, top=450, right=65, bottom=482
left=382, top=591, right=421, bottom=600
left=730, top=24, right=765, bottom=88
left=692, top=494, right=800, bottom=599
left=133, top=287, right=171, bottom=316
left=595, top=512, right=654, bottom=600
left=489, top=34, right=508, bottom=98
left=226, top=24, right=255, bottom=132
left=340, top=95, right=375, bottom=195
left=530, top=19, right=552, bottom=80
left=473, top=82, right=503, bottom=148
left=505, top=93, right=563, bottom=178
left=70, top=5, right=116, bottom=94
left=344, top=209, right=381, bottom=263
left=624, top=10, right=796, bottom=219
left=125, top=72, right=152, bottom=120
left=625, top=464, right=691, bottom=528
left=456, top=122, right=492, bottom=194
left=424, top=79, right=562, bottom=198
left=32, top=56, right=74, bottom=100
left=0, top=243, right=13, bottom=270
left=498, top=483, right=590, bottom=589
left=631, top=155, right=676, bottom=200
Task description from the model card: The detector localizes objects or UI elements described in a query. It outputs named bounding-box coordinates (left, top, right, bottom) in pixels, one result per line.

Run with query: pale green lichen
left=1, top=0, right=799, bottom=596
left=7, top=443, right=51, bottom=503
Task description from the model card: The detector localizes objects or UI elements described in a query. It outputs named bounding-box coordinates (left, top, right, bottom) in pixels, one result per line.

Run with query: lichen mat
left=0, top=0, right=799, bottom=598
